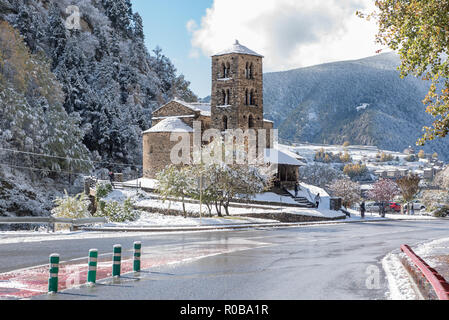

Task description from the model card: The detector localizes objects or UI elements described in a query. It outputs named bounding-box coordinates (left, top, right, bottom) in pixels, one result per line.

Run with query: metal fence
left=0, top=217, right=107, bottom=232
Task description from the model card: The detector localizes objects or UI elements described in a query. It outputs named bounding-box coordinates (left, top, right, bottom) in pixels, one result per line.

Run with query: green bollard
left=112, top=244, right=121, bottom=277
left=87, top=249, right=98, bottom=285
left=48, top=253, right=60, bottom=294
left=133, top=241, right=142, bottom=272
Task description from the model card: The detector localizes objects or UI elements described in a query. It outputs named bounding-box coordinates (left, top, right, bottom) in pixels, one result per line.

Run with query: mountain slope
left=263, top=53, right=449, bottom=160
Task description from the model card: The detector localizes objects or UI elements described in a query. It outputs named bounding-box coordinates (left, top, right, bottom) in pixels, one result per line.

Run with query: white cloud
left=187, top=0, right=383, bottom=71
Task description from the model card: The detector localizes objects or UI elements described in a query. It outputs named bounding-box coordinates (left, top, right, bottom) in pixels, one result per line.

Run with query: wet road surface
left=15, top=219, right=448, bottom=300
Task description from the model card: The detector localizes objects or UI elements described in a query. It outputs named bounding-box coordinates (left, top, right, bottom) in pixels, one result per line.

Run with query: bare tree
left=397, top=174, right=421, bottom=214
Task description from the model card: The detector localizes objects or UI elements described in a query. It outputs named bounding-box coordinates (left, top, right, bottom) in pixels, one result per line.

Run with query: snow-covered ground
left=412, top=237, right=449, bottom=275
left=104, top=213, right=276, bottom=228
left=100, top=188, right=346, bottom=227
left=382, top=252, right=418, bottom=300
left=346, top=208, right=437, bottom=221
left=382, top=237, right=449, bottom=300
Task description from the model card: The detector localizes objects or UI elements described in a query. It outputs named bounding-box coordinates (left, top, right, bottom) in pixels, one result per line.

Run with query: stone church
left=142, top=41, right=301, bottom=185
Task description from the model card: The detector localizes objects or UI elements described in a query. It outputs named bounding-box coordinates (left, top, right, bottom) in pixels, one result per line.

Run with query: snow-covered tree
left=367, top=179, right=400, bottom=203
left=329, top=178, right=361, bottom=208
left=422, top=190, right=449, bottom=212
left=156, top=165, right=193, bottom=218
left=0, top=21, right=90, bottom=173
left=299, top=164, right=345, bottom=188
left=435, top=166, right=449, bottom=191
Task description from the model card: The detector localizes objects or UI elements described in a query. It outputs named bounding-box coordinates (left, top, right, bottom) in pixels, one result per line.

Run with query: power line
left=0, top=147, right=143, bottom=168
left=0, top=163, right=88, bottom=176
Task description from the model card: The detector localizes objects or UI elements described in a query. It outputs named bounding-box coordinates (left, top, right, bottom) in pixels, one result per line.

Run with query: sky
left=131, top=0, right=383, bottom=98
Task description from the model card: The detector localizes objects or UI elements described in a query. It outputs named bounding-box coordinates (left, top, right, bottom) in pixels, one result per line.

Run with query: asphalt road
left=2, top=219, right=449, bottom=300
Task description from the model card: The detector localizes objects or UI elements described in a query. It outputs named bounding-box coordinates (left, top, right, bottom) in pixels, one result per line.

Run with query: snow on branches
left=367, top=179, right=400, bottom=203
left=329, top=178, right=361, bottom=209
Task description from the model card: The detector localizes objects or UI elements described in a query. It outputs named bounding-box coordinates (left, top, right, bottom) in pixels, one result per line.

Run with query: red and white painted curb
left=401, top=244, right=449, bottom=300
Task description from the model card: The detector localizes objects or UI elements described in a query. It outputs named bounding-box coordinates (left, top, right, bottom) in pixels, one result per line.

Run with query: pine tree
left=47, top=3, right=66, bottom=70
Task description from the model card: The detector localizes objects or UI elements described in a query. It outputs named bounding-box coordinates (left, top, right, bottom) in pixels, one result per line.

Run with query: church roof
left=213, top=40, right=263, bottom=58
left=264, top=148, right=305, bottom=166
left=153, top=98, right=211, bottom=117
left=143, top=117, right=193, bottom=133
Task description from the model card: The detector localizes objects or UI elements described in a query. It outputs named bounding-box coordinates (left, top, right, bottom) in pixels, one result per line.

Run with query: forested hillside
left=0, top=0, right=196, bottom=218
left=263, top=53, right=449, bottom=160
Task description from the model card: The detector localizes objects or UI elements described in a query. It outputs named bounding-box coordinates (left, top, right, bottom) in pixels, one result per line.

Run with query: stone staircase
left=276, top=188, right=316, bottom=209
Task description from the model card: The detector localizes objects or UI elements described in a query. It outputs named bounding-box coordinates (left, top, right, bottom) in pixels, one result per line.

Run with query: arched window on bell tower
left=221, top=89, right=230, bottom=105
left=248, top=89, right=255, bottom=106
left=222, top=63, right=227, bottom=78
left=245, top=89, right=249, bottom=105
left=245, top=62, right=253, bottom=79
left=222, top=62, right=231, bottom=78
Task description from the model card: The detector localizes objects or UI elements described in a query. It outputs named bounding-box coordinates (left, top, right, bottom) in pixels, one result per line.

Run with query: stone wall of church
left=264, top=120, right=274, bottom=149
left=143, top=132, right=193, bottom=178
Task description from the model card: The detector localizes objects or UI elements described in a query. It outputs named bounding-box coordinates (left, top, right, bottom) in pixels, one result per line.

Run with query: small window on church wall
left=149, top=145, right=154, bottom=154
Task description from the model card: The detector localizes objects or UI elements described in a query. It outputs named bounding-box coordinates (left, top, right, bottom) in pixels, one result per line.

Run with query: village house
left=142, top=41, right=301, bottom=187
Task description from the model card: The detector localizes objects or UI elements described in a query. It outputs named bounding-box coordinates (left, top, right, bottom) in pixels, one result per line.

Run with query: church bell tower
left=211, top=40, right=264, bottom=132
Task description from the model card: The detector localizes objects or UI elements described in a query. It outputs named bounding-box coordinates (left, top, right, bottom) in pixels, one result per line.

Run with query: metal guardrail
left=401, top=244, right=449, bottom=300
left=0, top=217, right=107, bottom=232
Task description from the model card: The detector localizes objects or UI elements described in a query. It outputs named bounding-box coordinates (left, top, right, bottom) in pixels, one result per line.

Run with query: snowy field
left=279, top=143, right=433, bottom=174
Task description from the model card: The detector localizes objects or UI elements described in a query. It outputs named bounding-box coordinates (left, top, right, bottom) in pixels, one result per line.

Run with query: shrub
left=343, top=163, right=368, bottom=179
left=343, top=141, right=350, bottom=147
left=405, top=154, right=417, bottom=162
left=96, top=182, right=112, bottom=199
left=432, top=205, right=449, bottom=218
left=96, top=198, right=139, bottom=223
left=340, top=151, right=352, bottom=163
left=52, top=191, right=91, bottom=219
left=418, top=150, right=426, bottom=159
left=380, top=152, right=394, bottom=162
left=422, top=190, right=449, bottom=211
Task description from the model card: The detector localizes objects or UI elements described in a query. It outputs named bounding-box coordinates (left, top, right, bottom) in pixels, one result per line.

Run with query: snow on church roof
left=213, top=40, right=264, bottom=58
left=185, top=102, right=211, bottom=117
left=144, top=117, right=193, bottom=133
left=264, top=148, right=304, bottom=166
